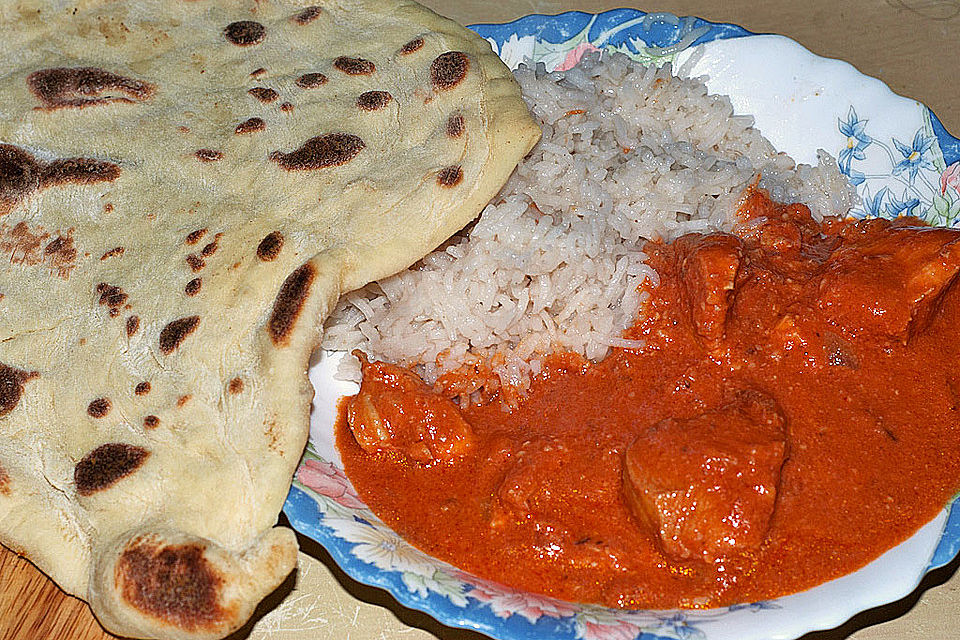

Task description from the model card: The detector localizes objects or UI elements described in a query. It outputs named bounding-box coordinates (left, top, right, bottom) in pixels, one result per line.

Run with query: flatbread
left=0, top=1, right=539, bottom=638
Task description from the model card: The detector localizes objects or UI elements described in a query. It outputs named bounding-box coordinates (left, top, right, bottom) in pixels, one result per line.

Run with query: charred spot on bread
left=96, top=283, right=129, bottom=318
left=27, top=67, right=154, bottom=110
left=235, top=117, right=266, bottom=135
left=200, top=234, right=221, bottom=258
left=87, top=397, right=112, bottom=418
left=437, top=165, right=464, bottom=187
left=268, top=263, right=315, bottom=346
left=0, top=221, right=77, bottom=279
left=224, top=21, right=265, bottom=47
left=292, top=6, right=322, bottom=24
left=295, top=73, right=327, bottom=88
left=126, top=315, right=141, bottom=337
left=357, top=91, right=392, bottom=111
left=195, top=149, right=223, bottom=163
left=0, top=364, right=38, bottom=418
left=44, top=158, right=121, bottom=187
left=75, top=443, right=149, bottom=496
left=430, top=52, right=469, bottom=91
left=185, top=229, right=207, bottom=245
left=44, top=236, right=66, bottom=255
left=1, top=144, right=120, bottom=215
left=333, top=56, right=375, bottom=75
left=159, top=316, right=200, bottom=355
left=186, top=254, right=205, bottom=272
left=269, top=134, right=365, bottom=170
left=248, top=87, right=278, bottom=103
left=257, top=231, right=283, bottom=261
left=116, top=538, right=226, bottom=631
left=446, top=113, right=465, bottom=138
left=400, top=37, right=424, bottom=54
left=185, top=278, right=201, bottom=296
left=0, top=144, right=41, bottom=213
left=42, top=234, right=77, bottom=271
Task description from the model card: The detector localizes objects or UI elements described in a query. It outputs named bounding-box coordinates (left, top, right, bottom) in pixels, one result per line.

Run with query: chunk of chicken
left=623, top=390, right=786, bottom=562
left=346, top=352, right=475, bottom=463
left=818, top=221, right=960, bottom=341
left=489, top=436, right=572, bottom=526
left=675, top=233, right=744, bottom=350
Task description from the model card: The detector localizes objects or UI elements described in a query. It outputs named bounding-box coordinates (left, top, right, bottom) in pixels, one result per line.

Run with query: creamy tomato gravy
left=336, top=188, right=960, bottom=608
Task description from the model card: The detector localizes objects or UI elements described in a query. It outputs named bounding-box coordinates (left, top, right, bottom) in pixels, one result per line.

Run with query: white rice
left=321, top=51, right=856, bottom=397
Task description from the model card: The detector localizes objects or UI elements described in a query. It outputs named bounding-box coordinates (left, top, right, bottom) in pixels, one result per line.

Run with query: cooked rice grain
left=322, top=52, right=855, bottom=395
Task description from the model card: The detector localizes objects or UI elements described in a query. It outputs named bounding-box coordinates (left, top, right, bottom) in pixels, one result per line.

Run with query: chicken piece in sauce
left=346, top=351, right=475, bottom=463
left=738, top=185, right=960, bottom=343
left=623, top=390, right=787, bottom=563
left=492, top=436, right=572, bottom=525
left=816, top=220, right=960, bottom=341
left=677, top=234, right=743, bottom=350
left=664, top=186, right=960, bottom=367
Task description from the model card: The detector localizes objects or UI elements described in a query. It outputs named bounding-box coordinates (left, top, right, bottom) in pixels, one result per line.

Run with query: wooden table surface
left=2, top=1, right=959, bottom=639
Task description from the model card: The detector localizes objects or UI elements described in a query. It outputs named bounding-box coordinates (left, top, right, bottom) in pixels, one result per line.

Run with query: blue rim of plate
left=470, top=9, right=960, bottom=167
left=284, top=9, right=960, bottom=640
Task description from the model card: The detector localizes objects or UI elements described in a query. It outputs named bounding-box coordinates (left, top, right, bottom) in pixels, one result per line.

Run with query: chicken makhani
left=337, top=186, right=960, bottom=608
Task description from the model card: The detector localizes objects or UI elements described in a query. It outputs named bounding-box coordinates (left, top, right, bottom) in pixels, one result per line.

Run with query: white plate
left=284, top=10, right=960, bottom=640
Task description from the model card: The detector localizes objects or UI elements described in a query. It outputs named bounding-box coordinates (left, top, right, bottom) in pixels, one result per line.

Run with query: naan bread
left=0, top=0, right=539, bottom=637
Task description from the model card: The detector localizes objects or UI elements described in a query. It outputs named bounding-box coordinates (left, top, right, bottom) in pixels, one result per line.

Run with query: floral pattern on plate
left=284, top=9, right=960, bottom=640
left=837, top=107, right=960, bottom=224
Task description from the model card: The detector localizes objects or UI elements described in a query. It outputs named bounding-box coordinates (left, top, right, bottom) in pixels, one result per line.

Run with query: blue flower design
left=892, top=130, right=935, bottom=182
left=885, top=190, right=920, bottom=217
left=838, top=107, right=871, bottom=174
left=845, top=166, right=866, bottom=186
left=653, top=613, right=706, bottom=640
left=859, top=186, right=889, bottom=218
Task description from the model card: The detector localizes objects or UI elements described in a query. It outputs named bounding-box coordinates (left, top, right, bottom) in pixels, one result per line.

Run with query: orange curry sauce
left=336, top=187, right=960, bottom=609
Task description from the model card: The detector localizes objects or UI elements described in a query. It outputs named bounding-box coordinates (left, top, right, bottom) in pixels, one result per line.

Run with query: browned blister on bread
left=0, top=1, right=539, bottom=638
left=89, top=527, right=298, bottom=640
left=27, top=67, right=155, bottom=110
